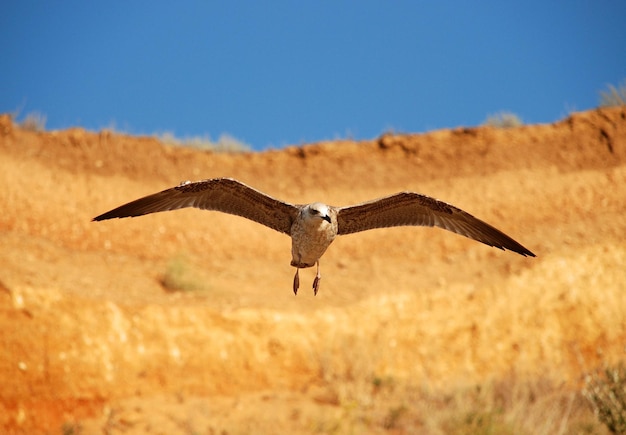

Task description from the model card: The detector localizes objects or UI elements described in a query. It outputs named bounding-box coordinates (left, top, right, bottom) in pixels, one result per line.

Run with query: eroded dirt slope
left=0, top=108, right=625, bottom=433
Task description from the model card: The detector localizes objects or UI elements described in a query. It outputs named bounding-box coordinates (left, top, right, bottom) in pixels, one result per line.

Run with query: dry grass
left=334, top=376, right=601, bottom=435
left=599, top=80, right=626, bottom=107
left=19, top=111, right=47, bottom=132
left=83, top=369, right=607, bottom=434
left=156, top=131, right=251, bottom=152
left=483, top=111, right=523, bottom=128
left=583, top=362, right=626, bottom=434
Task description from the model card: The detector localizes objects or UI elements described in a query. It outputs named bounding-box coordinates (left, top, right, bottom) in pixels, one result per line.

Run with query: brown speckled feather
left=335, top=192, right=534, bottom=256
left=93, top=178, right=299, bottom=235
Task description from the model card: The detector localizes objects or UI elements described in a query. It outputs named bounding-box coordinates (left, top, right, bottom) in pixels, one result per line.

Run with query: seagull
left=93, top=177, right=535, bottom=295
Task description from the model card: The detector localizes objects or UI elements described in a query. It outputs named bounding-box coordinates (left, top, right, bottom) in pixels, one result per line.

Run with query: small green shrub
left=583, top=362, right=626, bottom=434
left=160, top=254, right=208, bottom=292
left=61, top=422, right=82, bottom=435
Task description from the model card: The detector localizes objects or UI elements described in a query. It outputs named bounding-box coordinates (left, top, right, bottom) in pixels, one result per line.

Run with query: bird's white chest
left=290, top=217, right=337, bottom=268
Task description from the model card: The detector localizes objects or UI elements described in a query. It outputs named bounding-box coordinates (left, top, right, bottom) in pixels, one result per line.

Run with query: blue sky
left=3, top=1, right=625, bottom=150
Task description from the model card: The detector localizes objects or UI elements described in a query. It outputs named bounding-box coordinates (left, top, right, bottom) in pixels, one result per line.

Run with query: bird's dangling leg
left=293, top=268, right=300, bottom=295
left=312, top=261, right=321, bottom=296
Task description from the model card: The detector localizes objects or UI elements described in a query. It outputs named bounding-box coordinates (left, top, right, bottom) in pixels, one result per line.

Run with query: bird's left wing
left=335, top=192, right=535, bottom=257
left=93, top=178, right=299, bottom=235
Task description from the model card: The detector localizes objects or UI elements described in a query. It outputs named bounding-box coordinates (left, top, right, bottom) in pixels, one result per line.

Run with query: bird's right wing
left=93, top=178, right=299, bottom=235
left=336, top=192, right=535, bottom=257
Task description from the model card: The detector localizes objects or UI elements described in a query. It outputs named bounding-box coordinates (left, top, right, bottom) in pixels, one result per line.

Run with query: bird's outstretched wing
left=93, top=178, right=299, bottom=235
left=335, top=192, right=535, bottom=257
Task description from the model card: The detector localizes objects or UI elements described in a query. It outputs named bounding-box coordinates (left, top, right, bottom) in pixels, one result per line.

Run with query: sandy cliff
left=1, top=108, right=624, bottom=433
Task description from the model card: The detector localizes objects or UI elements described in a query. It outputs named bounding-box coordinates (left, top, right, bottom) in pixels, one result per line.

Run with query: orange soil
left=0, top=108, right=625, bottom=433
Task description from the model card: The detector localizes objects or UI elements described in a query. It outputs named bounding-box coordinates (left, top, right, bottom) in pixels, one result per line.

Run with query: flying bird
left=93, top=178, right=535, bottom=295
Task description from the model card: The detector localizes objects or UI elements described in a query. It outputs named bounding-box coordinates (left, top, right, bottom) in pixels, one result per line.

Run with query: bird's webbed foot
left=312, top=261, right=321, bottom=296
left=293, top=268, right=300, bottom=295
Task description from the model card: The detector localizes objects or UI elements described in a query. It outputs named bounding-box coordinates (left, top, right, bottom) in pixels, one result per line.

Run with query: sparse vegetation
left=156, top=131, right=251, bottom=152
left=382, top=404, right=408, bottom=430
left=8, top=109, right=251, bottom=151
left=599, top=80, right=626, bottom=107
left=446, top=410, right=515, bottom=435
left=304, top=374, right=604, bottom=434
left=18, top=111, right=47, bottom=132
left=483, top=111, right=523, bottom=128
left=160, top=254, right=208, bottom=292
left=583, top=362, right=626, bottom=434
left=61, top=422, right=82, bottom=435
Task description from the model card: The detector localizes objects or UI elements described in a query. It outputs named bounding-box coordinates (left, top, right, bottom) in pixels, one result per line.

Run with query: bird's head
left=305, top=202, right=332, bottom=224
